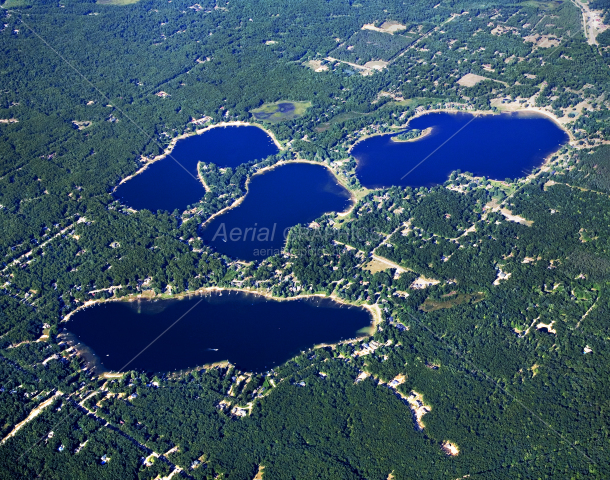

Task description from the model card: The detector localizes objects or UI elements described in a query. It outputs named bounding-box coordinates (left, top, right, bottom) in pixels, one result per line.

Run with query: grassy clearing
left=419, top=292, right=485, bottom=312
left=389, top=97, right=446, bottom=108
left=315, top=111, right=372, bottom=132
left=251, top=101, right=311, bottom=123
left=97, top=0, right=140, bottom=5
left=363, top=258, right=394, bottom=274
left=3, top=0, right=31, bottom=7
left=519, top=1, right=561, bottom=10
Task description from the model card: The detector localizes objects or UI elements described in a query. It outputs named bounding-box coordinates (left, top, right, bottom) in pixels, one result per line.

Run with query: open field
left=97, top=0, right=140, bottom=5
left=457, top=73, right=507, bottom=87
left=419, top=292, right=485, bottom=312
left=251, top=101, right=312, bottom=123
left=2, top=0, right=30, bottom=6
left=363, top=258, right=394, bottom=274
left=362, top=21, right=407, bottom=35
left=388, top=97, right=445, bottom=107
left=304, top=60, right=329, bottom=72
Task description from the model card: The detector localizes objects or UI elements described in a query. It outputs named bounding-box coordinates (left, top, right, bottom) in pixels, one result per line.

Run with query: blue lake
left=199, top=163, right=352, bottom=260
left=114, top=125, right=279, bottom=212
left=65, top=292, right=371, bottom=373
left=351, top=112, right=569, bottom=189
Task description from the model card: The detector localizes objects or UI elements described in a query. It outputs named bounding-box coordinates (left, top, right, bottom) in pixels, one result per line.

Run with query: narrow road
left=570, top=0, right=600, bottom=46
left=1, top=219, right=78, bottom=274
left=575, top=298, right=598, bottom=329
left=68, top=396, right=192, bottom=479
left=0, top=391, right=61, bottom=445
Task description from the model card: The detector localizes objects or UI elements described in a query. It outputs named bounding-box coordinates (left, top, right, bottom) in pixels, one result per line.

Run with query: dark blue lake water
left=65, top=292, right=371, bottom=373
left=351, top=112, right=569, bottom=189
left=200, top=163, right=352, bottom=260
left=114, top=126, right=279, bottom=212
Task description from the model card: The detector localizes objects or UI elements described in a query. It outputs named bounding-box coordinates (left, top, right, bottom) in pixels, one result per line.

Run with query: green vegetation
left=419, top=291, right=485, bottom=312
left=330, top=29, right=417, bottom=64
left=391, top=128, right=423, bottom=142
left=96, top=0, right=140, bottom=5
left=1, top=0, right=610, bottom=477
left=251, top=101, right=311, bottom=123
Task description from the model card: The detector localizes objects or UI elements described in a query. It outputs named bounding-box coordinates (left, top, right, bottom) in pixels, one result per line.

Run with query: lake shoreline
left=199, top=159, right=356, bottom=229
left=348, top=107, right=573, bottom=154
left=63, top=287, right=379, bottom=376
left=390, top=127, right=433, bottom=143
left=62, top=286, right=380, bottom=329
left=113, top=122, right=283, bottom=192
left=350, top=108, right=571, bottom=188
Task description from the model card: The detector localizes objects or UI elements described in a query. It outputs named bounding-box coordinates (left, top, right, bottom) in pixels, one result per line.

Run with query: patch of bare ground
left=304, top=60, right=328, bottom=72
left=531, top=363, right=540, bottom=377
left=536, top=320, right=557, bottom=334
left=324, top=56, right=377, bottom=76
left=369, top=254, right=408, bottom=277
left=388, top=374, right=406, bottom=388
left=373, top=91, right=405, bottom=103
left=72, top=120, right=92, bottom=130
left=364, top=257, right=395, bottom=274
left=363, top=60, right=389, bottom=71
left=354, top=371, right=370, bottom=384
left=457, top=73, right=506, bottom=87
left=406, top=391, right=431, bottom=430
left=442, top=441, right=460, bottom=456
left=498, top=208, right=533, bottom=226
left=0, top=118, right=18, bottom=124
left=410, top=276, right=440, bottom=290
left=253, top=465, right=265, bottom=480
left=493, top=267, right=511, bottom=286
left=491, top=25, right=519, bottom=35
left=362, top=21, right=406, bottom=34
left=524, top=34, right=561, bottom=48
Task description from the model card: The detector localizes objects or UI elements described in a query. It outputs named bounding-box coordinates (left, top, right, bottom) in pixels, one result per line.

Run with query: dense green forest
left=1, top=0, right=610, bottom=477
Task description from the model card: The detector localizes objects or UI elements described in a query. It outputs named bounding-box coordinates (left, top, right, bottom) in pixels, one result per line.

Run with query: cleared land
left=251, top=101, right=311, bottom=123
left=1, top=0, right=30, bottom=5
left=419, top=292, right=485, bottom=312
left=364, top=258, right=394, bottom=274
left=524, top=34, right=561, bottom=48
left=97, top=0, right=140, bottom=5
left=362, top=21, right=407, bottom=34
left=304, top=60, right=329, bottom=72
left=457, top=73, right=507, bottom=87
